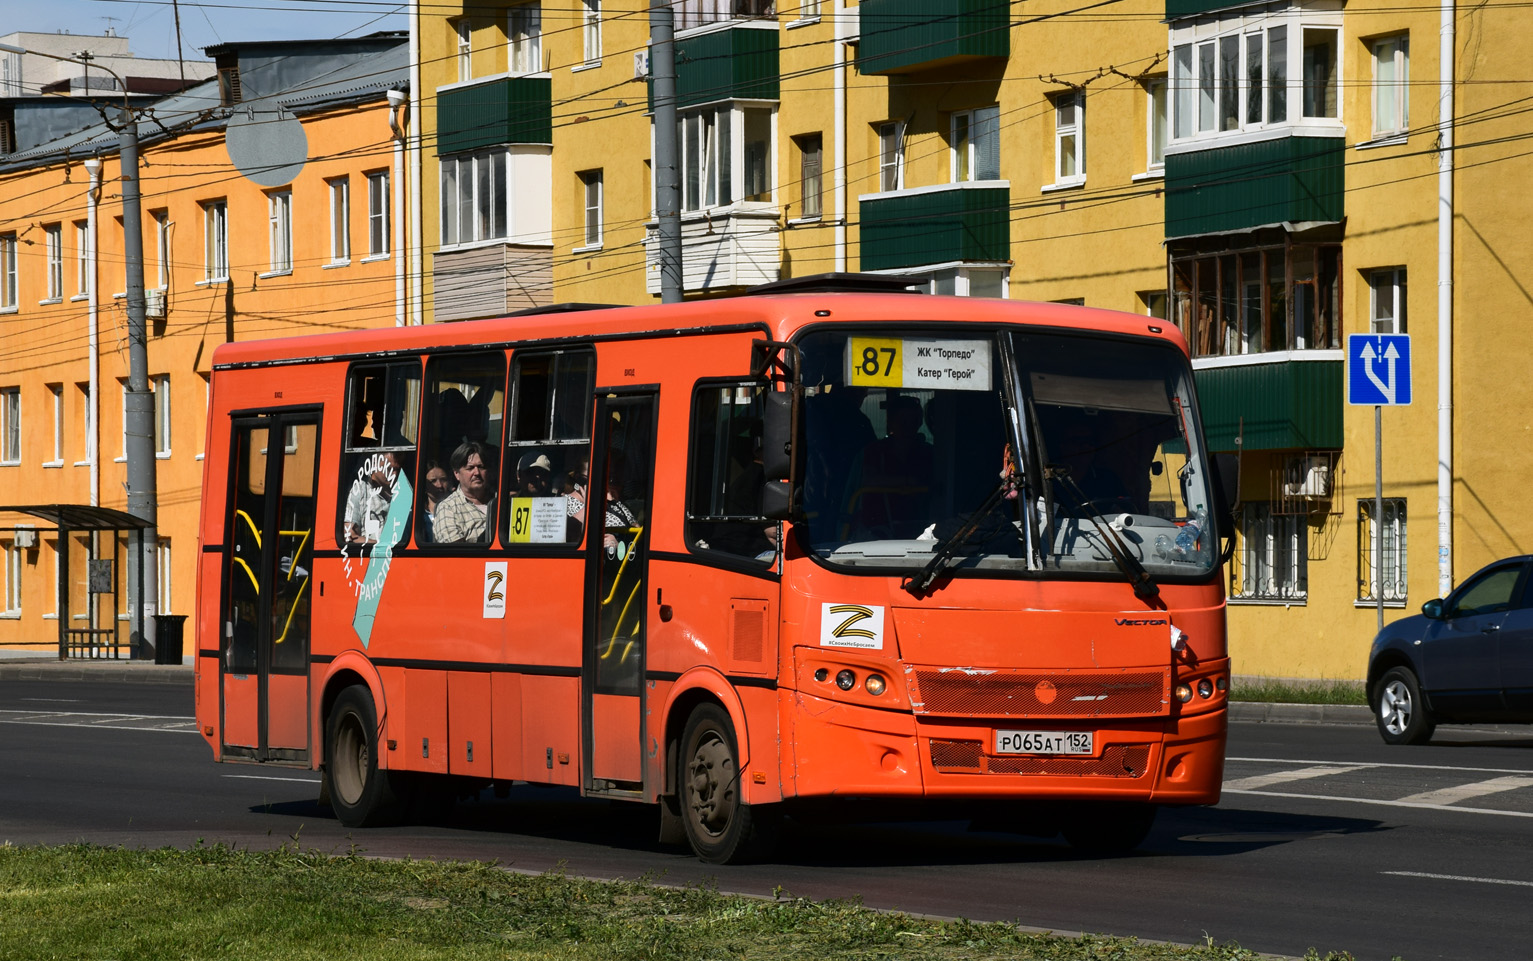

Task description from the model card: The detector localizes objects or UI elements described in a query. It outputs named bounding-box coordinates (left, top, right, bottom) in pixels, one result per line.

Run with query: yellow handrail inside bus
left=598, top=526, right=643, bottom=606
left=599, top=578, right=644, bottom=661
left=274, top=575, right=310, bottom=646
left=235, top=510, right=261, bottom=548
left=232, top=556, right=259, bottom=594
left=281, top=528, right=312, bottom=580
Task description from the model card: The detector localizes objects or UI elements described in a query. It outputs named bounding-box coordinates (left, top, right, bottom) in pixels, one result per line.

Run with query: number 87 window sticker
left=847, top=336, right=993, bottom=392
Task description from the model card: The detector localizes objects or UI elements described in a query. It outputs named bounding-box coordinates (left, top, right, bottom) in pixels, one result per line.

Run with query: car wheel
left=679, top=704, right=776, bottom=864
left=1375, top=666, right=1435, bottom=745
left=324, top=685, right=406, bottom=827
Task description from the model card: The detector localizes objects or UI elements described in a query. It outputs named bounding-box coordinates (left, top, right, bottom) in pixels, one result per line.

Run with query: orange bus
left=195, top=276, right=1233, bottom=863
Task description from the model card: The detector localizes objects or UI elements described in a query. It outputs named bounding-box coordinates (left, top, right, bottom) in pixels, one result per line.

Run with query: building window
left=76, top=382, right=90, bottom=463
left=1372, top=35, right=1409, bottom=138
left=1359, top=498, right=1407, bottom=603
left=1171, top=242, right=1342, bottom=357
left=1052, top=92, right=1084, bottom=186
left=675, top=0, right=776, bottom=31
left=45, top=223, right=63, bottom=300
left=2, top=541, right=19, bottom=615
left=440, top=149, right=508, bottom=246
left=328, top=177, right=351, bottom=264
left=74, top=221, right=88, bottom=296
left=152, top=210, right=170, bottom=289
left=582, top=0, right=601, bottom=63
left=1171, top=20, right=1318, bottom=142
left=509, top=3, right=542, bottom=74
left=1370, top=267, right=1407, bottom=334
left=455, top=19, right=473, bottom=83
left=1146, top=78, right=1167, bottom=171
left=1139, top=290, right=1168, bottom=319
left=677, top=103, right=775, bottom=212
left=154, top=374, right=170, bottom=457
left=795, top=133, right=822, bottom=219
left=0, top=233, right=16, bottom=308
left=878, top=121, right=903, bottom=192
left=1, top=387, right=18, bottom=465
left=47, top=384, right=62, bottom=465
left=202, top=200, right=228, bottom=282
left=1301, top=27, right=1338, bottom=119
left=1234, top=503, right=1307, bottom=601
left=367, top=171, right=390, bottom=257
left=578, top=170, right=603, bottom=248
left=267, top=189, right=293, bottom=273
left=157, top=538, right=173, bottom=614
left=888, top=265, right=1008, bottom=298
left=951, top=105, right=1000, bottom=183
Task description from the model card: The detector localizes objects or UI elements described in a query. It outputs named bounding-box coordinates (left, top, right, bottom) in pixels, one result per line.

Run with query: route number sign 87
left=849, top=337, right=903, bottom=387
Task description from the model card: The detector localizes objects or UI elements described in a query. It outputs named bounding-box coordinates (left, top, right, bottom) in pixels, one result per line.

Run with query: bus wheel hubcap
left=688, top=733, right=734, bottom=836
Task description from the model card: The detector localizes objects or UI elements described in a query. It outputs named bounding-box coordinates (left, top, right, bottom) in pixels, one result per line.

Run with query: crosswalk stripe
left=1223, top=764, right=1369, bottom=791
left=1396, top=775, right=1533, bottom=806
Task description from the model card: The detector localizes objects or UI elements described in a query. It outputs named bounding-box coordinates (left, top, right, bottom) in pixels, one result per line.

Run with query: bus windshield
left=797, top=326, right=1217, bottom=581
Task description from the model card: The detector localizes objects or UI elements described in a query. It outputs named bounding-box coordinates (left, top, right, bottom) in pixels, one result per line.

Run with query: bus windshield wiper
left=904, top=471, right=1020, bottom=598
left=1052, top=471, right=1161, bottom=606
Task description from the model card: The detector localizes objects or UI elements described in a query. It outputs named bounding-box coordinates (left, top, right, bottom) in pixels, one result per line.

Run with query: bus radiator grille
left=908, top=668, right=1169, bottom=718
left=928, top=740, right=1149, bottom=778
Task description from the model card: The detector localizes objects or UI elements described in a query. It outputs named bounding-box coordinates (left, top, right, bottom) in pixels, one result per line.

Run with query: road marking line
left=1397, top=775, right=1533, bottom=806
left=1229, top=755, right=1533, bottom=776
left=1384, top=871, right=1533, bottom=888
left=223, top=774, right=321, bottom=784
left=1226, top=787, right=1533, bottom=819
left=0, top=709, right=192, bottom=721
left=1223, top=764, right=1370, bottom=791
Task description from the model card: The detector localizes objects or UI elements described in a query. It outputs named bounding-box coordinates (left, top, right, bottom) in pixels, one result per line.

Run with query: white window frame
left=1234, top=503, right=1308, bottom=602
left=157, top=538, right=173, bottom=615
left=582, top=0, right=602, bottom=64
left=1371, top=34, right=1409, bottom=139
left=153, top=374, right=171, bottom=458
left=328, top=177, right=351, bottom=265
left=267, top=189, right=293, bottom=274
left=202, top=200, right=228, bottom=282
left=796, top=133, right=822, bottom=220
left=0, top=387, right=18, bottom=465
left=1359, top=498, right=1407, bottom=604
left=0, top=233, right=16, bottom=309
left=1370, top=267, right=1407, bottom=334
left=509, top=3, right=542, bottom=74
left=76, top=383, right=91, bottom=467
left=578, top=169, right=603, bottom=249
left=74, top=221, right=88, bottom=296
left=366, top=170, right=390, bottom=258
left=44, top=223, right=63, bottom=301
left=439, top=148, right=510, bottom=247
left=878, top=121, right=904, bottom=192
left=2, top=542, right=19, bottom=616
left=950, top=105, right=1000, bottom=183
left=1052, top=91, right=1085, bottom=187
left=875, top=263, right=1010, bottom=299
left=456, top=19, right=473, bottom=83
left=1146, top=78, right=1167, bottom=173
left=46, top=384, right=62, bottom=467
left=153, top=210, right=170, bottom=289
left=675, top=102, right=776, bottom=213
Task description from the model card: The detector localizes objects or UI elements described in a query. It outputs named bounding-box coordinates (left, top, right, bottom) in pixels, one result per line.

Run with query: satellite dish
left=225, top=106, right=307, bottom=187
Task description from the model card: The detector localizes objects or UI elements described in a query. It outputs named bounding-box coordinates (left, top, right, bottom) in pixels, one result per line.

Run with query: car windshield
left=796, top=326, right=1217, bottom=581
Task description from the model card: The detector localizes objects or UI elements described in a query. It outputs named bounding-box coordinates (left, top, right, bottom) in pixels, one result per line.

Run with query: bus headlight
left=864, top=673, right=886, bottom=696
left=1197, top=679, right=1214, bottom=699
left=1174, top=683, right=1193, bottom=703
left=836, top=670, right=856, bottom=691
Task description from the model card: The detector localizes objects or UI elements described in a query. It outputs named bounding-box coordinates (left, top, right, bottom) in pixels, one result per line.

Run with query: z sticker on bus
left=847, top=337, right=991, bottom=392
left=820, top=603, right=885, bottom=650
left=483, top=562, right=508, bottom=619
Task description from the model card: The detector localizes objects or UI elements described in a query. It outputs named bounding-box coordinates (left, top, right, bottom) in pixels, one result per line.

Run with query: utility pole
left=650, top=1, right=682, bottom=303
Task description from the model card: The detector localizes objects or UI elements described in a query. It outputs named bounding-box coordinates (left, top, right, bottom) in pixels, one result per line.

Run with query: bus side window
left=686, top=381, right=774, bottom=564
left=419, top=352, right=506, bottom=548
left=337, top=361, right=420, bottom=549
left=503, top=349, right=595, bottom=547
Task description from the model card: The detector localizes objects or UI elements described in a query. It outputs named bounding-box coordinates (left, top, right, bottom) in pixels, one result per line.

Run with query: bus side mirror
left=1210, top=452, right=1239, bottom=533
left=762, top=480, right=792, bottom=521
left=762, top=390, right=793, bottom=481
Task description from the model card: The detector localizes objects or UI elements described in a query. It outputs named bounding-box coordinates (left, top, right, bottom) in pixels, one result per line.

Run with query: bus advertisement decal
left=820, top=603, right=885, bottom=650
left=483, top=562, right=508, bottom=619
left=847, top=337, right=991, bottom=392
left=350, top=473, right=412, bottom=649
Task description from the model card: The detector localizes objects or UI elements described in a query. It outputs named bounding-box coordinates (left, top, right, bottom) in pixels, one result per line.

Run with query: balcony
left=651, top=23, right=779, bottom=110
left=1165, top=133, right=1344, bottom=239
left=436, top=75, right=551, bottom=155
left=1193, top=352, right=1343, bottom=453
left=857, top=0, right=1009, bottom=75
left=644, top=208, right=782, bottom=294
left=857, top=182, right=1009, bottom=272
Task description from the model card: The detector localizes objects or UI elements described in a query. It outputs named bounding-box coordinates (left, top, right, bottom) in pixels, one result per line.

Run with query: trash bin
left=153, top=614, right=188, bottom=665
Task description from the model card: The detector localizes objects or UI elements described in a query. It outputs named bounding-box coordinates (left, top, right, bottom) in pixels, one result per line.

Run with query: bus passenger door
left=220, top=412, right=320, bottom=763
left=583, top=390, right=658, bottom=793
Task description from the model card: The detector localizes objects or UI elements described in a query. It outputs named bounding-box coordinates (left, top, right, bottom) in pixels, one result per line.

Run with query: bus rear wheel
left=325, top=685, right=405, bottom=828
left=1060, top=801, right=1157, bottom=854
left=679, top=704, right=775, bottom=864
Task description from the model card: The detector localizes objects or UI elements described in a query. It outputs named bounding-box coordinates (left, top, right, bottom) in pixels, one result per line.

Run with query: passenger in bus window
left=421, top=460, right=455, bottom=542
left=433, top=441, right=496, bottom=544
left=515, top=453, right=553, bottom=497
left=603, top=473, right=641, bottom=558
left=850, top=393, right=935, bottom=539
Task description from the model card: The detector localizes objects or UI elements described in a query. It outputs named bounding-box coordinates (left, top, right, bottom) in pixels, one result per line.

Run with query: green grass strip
left=0, top=842, right=1363, bottom=961
left=1229, top=678, right=1367, bottom=706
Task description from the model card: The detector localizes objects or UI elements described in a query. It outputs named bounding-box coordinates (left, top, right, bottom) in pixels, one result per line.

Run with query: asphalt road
left=4, top=673, right=1531, bottom=961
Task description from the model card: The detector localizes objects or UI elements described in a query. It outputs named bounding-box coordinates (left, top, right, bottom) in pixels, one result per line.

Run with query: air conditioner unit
left=14, top=525, right=36, bottom=549
left=1283, top=456, right=1332, bottom=498
left=145, top=287, right=167, bottom=319
left=633, top=50, right=650, bottom=80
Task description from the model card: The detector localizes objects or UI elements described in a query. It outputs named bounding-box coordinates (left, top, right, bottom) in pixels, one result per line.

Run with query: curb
left=0, top=657, right=194, bottom=682
left=1228, top=701, right=1375, bottom=726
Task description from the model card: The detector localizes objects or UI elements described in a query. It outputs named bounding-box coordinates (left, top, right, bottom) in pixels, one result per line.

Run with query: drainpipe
left=1437, top=0, right=1455, bottom=597
left=387, top=89, right=407, bottom=327
left=833, top=0, right=848, bottom=272
left=83, top=156, right=101, bottom=507
left=409, top=2, right=424, bottom=324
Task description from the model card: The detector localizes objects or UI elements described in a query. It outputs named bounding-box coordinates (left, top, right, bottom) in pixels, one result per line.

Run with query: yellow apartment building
left=0, top=34, right=414, bottom=655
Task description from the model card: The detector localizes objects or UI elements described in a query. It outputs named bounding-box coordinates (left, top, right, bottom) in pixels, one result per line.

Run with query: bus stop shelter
left=0, top=504, right=153, bottom=660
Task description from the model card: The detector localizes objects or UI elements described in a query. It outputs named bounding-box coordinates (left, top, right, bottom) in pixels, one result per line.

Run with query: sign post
left=1348, top=334, right=1413, bottom=631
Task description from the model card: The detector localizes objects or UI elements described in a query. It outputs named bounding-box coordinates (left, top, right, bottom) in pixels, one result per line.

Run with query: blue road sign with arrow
left=1348, top=333, right=1412, bottom=406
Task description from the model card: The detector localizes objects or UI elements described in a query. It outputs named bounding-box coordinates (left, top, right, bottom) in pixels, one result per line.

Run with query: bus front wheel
left=324, top=685, right=405, bottom=828
left=679, top=704, right=775, bottom=864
